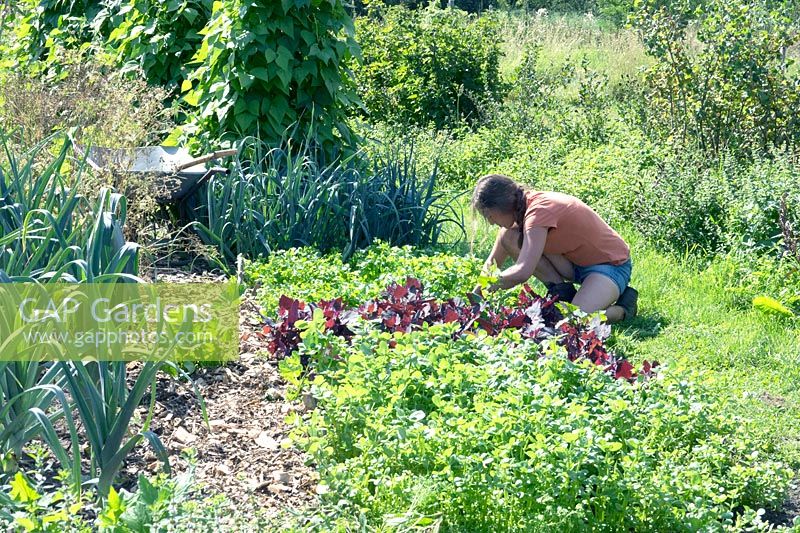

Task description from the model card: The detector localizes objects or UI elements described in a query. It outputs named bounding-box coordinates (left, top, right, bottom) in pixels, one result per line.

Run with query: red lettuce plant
left=261, top=278, right=658, bottom=382
left=262, top=295, right=358, bottom=365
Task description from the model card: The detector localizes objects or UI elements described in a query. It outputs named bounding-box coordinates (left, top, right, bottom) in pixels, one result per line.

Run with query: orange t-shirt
left=523, top=190, right=630, bottom=266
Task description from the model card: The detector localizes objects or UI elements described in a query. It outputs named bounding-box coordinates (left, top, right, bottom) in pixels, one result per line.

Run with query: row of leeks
left=186, top=135, right=465, bottom=262
left=0, top=133, right=182, bottom=499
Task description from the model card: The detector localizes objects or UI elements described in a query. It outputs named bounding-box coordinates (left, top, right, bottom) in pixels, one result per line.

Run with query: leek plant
left=0, top=132, right=172, bottom=497
left=187, top=137, right=362, bottom=261
left=186, top=136, right=464, bottom=262
left=56, top=361, right=169, bottom=497
left=0, top=134, right=139, bottom=282
left=354, top=143, right=464, bottom=251
left=0, top=364, right=80, bottom=483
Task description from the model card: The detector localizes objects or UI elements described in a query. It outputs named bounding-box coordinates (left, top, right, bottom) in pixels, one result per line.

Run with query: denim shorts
left=573, top=258, right=632, bottom=295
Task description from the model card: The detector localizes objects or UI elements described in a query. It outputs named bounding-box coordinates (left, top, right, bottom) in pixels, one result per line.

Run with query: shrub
left=623, top=150, right=729, bottom=255
left=1, top=0, right=110, bottom=70
left=493, top=43, right=566, bottom=138
left=623, top=149, right=800, bottom=258
left=387, top=107, right=799, bottom=265
left=496, top=0, right=596, bottom=12
left=596, top=0, right=635, bottom=26
left=721, top=152, right=800, bottom=253
left=780, top=194, right=800, bottom=270
left=352, top=3, right=504, bottom=128
left=0, top=48, right=174, bottom=150
left=723, top=241, right=800, bottom=307
left=631, top=0, right=800, bottom=157
left=389, top=39, right=623, bottom=189
left=556, top=58, right=612, bottom=145
left=351, top=0, right=502, bottom=14
left=181, top=0, right=360, bottom=157
left=496, top=42, right=616, bottom=145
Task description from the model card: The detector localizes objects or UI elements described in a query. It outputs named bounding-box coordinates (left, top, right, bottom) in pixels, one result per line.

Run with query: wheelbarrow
left=72, top=143, right=237, bottom=205
left=70, top=141, right=239, bottom=269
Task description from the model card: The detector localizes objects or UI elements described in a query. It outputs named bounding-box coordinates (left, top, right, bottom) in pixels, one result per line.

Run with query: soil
left=763, top=477, right=800, bottom=528
left=121, top=268, right=318, bottom=523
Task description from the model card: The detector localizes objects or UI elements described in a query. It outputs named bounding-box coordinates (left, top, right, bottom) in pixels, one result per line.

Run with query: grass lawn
left=613, top=232, right=800, bottom=469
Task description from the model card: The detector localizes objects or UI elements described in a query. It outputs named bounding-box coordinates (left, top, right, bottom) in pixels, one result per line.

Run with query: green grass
left=612, top=231, right=800, bottom=468
left=496, top=12, right=651, bottom=90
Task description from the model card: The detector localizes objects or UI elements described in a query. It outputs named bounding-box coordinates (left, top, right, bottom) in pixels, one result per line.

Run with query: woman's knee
left=572, top=274, right=620, bottom=313
left=499, top=227, right=521, bottom=255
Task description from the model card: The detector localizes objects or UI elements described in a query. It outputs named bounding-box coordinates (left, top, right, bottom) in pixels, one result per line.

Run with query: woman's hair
left=472, top=174, right=528, bottom=247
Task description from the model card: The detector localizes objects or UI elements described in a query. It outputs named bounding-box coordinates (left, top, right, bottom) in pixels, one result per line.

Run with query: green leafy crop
left=244, top=242, right=483, bottom=315
left=286, top=325, right=793, bottom=531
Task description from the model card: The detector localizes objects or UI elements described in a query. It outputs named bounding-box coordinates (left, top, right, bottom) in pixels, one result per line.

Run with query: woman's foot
left=615, top=286, right=639, bottom=321
left=546, top=281, right=577, bottom=303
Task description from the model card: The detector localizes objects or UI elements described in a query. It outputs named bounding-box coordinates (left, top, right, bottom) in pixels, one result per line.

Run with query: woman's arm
left=493, top=226, right=548, bottom=290
left=484, top=229, right=509, bottom=270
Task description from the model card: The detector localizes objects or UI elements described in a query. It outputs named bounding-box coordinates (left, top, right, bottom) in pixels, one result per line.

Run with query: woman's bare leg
left=499, top=228, right=572, bottom=285
left=571, top=273, right=626, bottom=323
left=534, top=256, right=569, bottom=285
left=543, top=253, right=575, bottom=281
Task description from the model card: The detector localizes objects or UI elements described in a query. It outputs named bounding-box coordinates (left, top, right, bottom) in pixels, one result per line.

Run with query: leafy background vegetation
left=1, top=0, right=800, bottom=529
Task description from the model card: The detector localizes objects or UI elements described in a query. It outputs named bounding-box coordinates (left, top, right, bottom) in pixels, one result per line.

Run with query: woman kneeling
left=472, top=174, right=638, bottom=323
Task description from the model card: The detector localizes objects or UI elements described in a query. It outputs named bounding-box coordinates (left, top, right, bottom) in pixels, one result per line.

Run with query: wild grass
left=496, top=12, right=651, bottom=89
left=612, top=231, right=800, bottom=467
left=0, top=48, right=174, bottom=151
